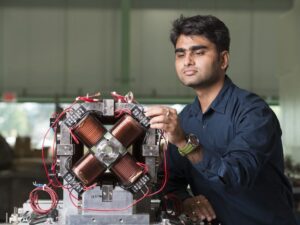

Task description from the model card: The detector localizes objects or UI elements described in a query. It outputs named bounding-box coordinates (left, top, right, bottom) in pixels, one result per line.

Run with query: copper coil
left=110, top=153, right=143, bottom=187
left=73, top=114, right=106, bottom=148
left=72, top=153, right=106, bottom=186
left=111, top=114, right=145, bottom=148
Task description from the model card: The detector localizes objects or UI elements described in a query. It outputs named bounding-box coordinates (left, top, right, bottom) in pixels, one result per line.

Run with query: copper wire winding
left=73, top=114, right=106, bottom=148
left=111, top=114, right=145, bottom=148
left=110, top=153, right=143, bottom=186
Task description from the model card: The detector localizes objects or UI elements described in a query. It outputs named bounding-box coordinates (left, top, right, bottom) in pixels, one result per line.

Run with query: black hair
left=170, top=15, right=230, bottom=53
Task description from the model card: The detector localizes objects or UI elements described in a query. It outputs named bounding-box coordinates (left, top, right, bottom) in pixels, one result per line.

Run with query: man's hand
left=144, top=106, right=186, bottom=148
left=183, top=195, right=216, bottom=222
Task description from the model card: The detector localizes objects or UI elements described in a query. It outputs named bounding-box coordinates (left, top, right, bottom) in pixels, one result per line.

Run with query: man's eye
left=176, top=53, right=185, bottom=58
left=195, top=50, right=205, bottom=55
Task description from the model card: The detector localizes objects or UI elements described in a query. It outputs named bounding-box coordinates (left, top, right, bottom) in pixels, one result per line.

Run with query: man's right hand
left=183, top=195, right=216, bottom=222
left=144, top=105, right=186, bottom=148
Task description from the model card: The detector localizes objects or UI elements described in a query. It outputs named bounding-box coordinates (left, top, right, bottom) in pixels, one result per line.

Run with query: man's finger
left=144, top=106, right=170, bottom=117
left=149, top=115, right=165, bottom=124
left=195, top=196, right=216, bottom=220
left=194, top=203, right=210, bottom=221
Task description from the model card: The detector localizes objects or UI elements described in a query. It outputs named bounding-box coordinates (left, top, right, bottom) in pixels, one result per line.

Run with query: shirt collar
left=190, top=96, right=202, bottom=116
left=210, top=75, right=233, bottom=113
left=190, top=75, right=233, bottom=115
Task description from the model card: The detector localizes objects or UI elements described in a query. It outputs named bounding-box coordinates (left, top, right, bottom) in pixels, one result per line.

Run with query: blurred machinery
left=4, top=93, right=219, bottom=225
left=0, top=134, right=13, bottom=169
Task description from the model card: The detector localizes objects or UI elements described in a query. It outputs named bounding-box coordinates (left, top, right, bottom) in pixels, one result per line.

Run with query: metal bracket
left=142, top=145, right=159, bottom=157
left=102, top=185, right=113, bottom=202
left=103, top=99, right=115, bottom=116
left=57, top=144, right=74, bottom=156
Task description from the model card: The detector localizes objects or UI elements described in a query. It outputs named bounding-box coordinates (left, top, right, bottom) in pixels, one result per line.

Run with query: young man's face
left=174, top=34, right=227, bottom=90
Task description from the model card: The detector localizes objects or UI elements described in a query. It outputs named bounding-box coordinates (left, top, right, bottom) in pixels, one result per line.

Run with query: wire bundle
left=29, top=185, right=59, bottom=215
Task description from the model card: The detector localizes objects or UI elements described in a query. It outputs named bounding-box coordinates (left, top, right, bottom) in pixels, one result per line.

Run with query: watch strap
left=178, top=143, right=195, bottom=156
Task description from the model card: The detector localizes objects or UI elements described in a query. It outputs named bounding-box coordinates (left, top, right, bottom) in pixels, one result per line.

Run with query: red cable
left=32, top=101, right=79, bottom=214
left=136, top=162, right=149, bottom=174
left=75, top=93, right=101, bottom=103
left=68, top=128, right=80, bottom=144
left=29, top=186, right=59, bottom=215
left=146, top=134, right=169, bottom=197
left=111, top=92, right=128, bottom=103
left=41, top=101, right=78, bottom=184
left=114, top=108, right=132, bottom=118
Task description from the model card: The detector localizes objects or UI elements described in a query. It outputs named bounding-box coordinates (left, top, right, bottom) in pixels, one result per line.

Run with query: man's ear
left=220, top=51, right=229, bottom=70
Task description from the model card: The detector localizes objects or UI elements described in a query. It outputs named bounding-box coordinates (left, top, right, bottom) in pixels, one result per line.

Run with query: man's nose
left=184, top=53, right=194, bottom=66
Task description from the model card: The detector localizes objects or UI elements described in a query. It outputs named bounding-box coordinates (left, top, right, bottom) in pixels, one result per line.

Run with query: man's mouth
left=183, top=69, right=197, bottom=76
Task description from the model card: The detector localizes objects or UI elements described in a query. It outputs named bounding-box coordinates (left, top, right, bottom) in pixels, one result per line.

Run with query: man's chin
left=181, top=76, right=222, bottom=89
left=180, top=78, right=202, bottom=87
left=182, top=82, right=201, bottom=89
left=179, top=78, right=198, bottom=86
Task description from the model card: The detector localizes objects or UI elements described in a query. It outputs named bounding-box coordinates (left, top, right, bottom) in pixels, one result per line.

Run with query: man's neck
left=195, top=76, right=225, bottom=113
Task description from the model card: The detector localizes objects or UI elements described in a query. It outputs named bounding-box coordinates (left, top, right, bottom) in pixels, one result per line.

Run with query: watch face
left=189, top=134, right=199, bottom=147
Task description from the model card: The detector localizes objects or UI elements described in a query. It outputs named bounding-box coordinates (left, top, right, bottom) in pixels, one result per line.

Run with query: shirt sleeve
left=193, top=103, right=281, bottom=190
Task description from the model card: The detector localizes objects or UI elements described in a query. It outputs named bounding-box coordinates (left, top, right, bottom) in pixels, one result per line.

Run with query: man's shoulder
left=230, top=84, right=268, bottom=109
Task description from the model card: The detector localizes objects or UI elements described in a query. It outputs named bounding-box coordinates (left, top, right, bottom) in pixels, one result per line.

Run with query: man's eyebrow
left=190, top=45, right=207, bottom=51
left=175, top=45, right=207, bottom=53
left=175, top=48, right=185, bottom=53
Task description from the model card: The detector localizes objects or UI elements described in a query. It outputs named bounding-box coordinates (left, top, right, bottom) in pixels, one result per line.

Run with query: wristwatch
left=178, top=133, right=199, bottom=156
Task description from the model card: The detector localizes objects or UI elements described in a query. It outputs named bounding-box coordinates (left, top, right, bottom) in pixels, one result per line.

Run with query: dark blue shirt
left=166, top=76, right=296, bottom=225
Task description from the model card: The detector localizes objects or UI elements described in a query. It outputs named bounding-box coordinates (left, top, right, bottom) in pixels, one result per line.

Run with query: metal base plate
left=66, top=214, right=149, bottom=225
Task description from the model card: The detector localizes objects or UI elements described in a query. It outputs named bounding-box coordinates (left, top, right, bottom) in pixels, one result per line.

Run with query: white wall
left=0, top=0, right=121, bottom=97
left=0, top=0, right=294, bottom=99
left=279, top=0, right=300, bottom=160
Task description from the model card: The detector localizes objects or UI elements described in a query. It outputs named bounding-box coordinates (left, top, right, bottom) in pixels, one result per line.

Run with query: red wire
left=146, top=135, right=169, bottom=197
left=136, top=162, right=149, bottom=174
left=83, top=183, right=97, bottom=191
left=51, top=127, right=57, bottom=171
left=49, top=127, right=63, bottom=189
left=41, top=101, right=78, bottom=185
left=111, top=92, right=128, bottom=103
left=31, top=100, right=81, bottom=214
left=29, top=186, right=59, bottom=215
left=75, top=93, right=101, bottom=103
left=68, top=128, right=80, bottom=144
left=76, top=96, right=99, bottom=103
left=114, top=108, right=132, bottom=118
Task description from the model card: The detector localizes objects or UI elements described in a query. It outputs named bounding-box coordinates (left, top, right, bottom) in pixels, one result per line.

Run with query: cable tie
left=33, top=182, right=44, bottom=187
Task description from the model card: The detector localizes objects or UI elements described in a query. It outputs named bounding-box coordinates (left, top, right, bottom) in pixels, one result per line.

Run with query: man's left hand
left=183, top=195, right=216, bottom=222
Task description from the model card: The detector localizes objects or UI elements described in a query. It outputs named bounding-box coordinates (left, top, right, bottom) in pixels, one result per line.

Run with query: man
left=144, top=15, right=297, bottom=225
